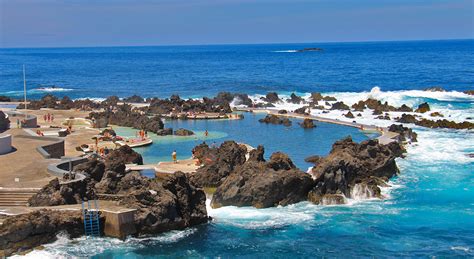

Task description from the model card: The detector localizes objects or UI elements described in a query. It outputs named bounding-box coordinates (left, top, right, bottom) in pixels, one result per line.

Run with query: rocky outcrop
left=0, top=111, right=10, bottom=132
left=415, top=102, right=430, bottom=113
left=119, top=172, right=208, bottom=235
left=352, top=98, right=412, bottom=112
left=388, top=124, right=418, bottom=142
left=0, top=210, right=85, bottom=257
left=310, top=92, right=323, bottom=103
left=344, top=111, right=355, bottom=118
left=278, top=109, right=288, bottom=114
left=287, top=93, right=304, bottom=104
left=304, top=155, right=322, bottom=165
left=262, top=92, right=280, bottom=103
left=464, top=90, right=474, bottom=96
left=330, top=101, right=350, bottom=110
left=299, top=118, right=316, bottom=128
left=190, top=141, right=248, bottom=187
left=174, top=128, right=195, bottom=136
left=308, top=137, right=404, bottom=205
left=20, top=94, right=59, bottom=110
left=424, top=86, right=445, bottom=92
left=0, top=96, right=11, bottom=102
left=397, top=114, right=418, bottom=124
left=123, top=95, right=145, bottom=103
left=430, top=112, right=443, bottom=117
left=28, top=178, right=96, bottom=206
left=258, top=114, right=292, bottom=126
left=322, top=96, right=337, bottom=101
left=211, top=152, right=314, bottom=208
left=156, top=128, right=173, bottom=135
left=294, top=106, right=309, bottom=115
left=89, top=104, right=164, bottom=134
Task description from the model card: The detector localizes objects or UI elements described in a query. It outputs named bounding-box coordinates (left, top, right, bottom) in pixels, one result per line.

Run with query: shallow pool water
left=114, top=112, right=377, bottom=169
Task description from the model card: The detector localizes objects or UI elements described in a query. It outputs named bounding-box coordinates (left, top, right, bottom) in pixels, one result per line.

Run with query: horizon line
left=1, top=38, right=473, bottom=50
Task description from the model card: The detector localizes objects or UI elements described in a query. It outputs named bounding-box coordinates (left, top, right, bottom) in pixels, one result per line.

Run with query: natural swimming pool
left=114, top=112, right=378, bottom=169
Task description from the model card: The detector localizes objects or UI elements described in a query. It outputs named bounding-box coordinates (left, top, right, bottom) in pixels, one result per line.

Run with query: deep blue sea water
left=2, top=40, right=474, bottom=258
left=1, top=40, right=473, bottom=99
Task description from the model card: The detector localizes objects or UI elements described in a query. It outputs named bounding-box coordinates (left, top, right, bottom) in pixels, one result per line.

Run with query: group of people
left=43, top=113, right=54, bottom=123
left=136, top=129, right=148, bottom=140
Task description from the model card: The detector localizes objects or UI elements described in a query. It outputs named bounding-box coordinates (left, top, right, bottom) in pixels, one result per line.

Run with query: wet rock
left=248, top=145, right=265, bottom=162
left=299, top=118, right=316, bottom=128
left=278, top=109, right=288, bottom=114
left=310, top=92, right=323, bottom=103
left=190, top=141, right=248, bottom=187
left=211, top=152, right=314, bottom=209
left=322, top=96, right=337, bottom=101
left=0, top=96, right=11, bottom=102
left=416, top=119, right=474, bottom=129
left=294, top=106, right=309, bottom=115
left=344, top=111, right=355, bottom=118
left=430, top=112, right=443, bottom=117
left=123, top=95, right=145, bottom=103
left=464, top=90, right=474, bottom=96
left=263, top=92, right=280, bottom=103
left=396, top=114, right=418, bottom=124
left=424, top=86, right=445, bottom=92
left=330, top=101, right=350, bottom=110
left=372, top=109, right=383, bottom=115
left=174, top=128, right=195, bottom=136
left=0, top=209, right=85, bottom=257
left=376, top=113, right=391, bottom=120
left=156, top=128, right=173, bottom=136
left=258, top=114, right=292, bottom=126
left=352, top=101, right=366, bottom=111
left=388, top=124, right=418, bottom=142
left=397, top=104, right=413, bottom=112
left=308, top=137, right=404, bottom=205
left=287, top=93, right=304, bottom=104
left=415, top=102, right=430, bottom=113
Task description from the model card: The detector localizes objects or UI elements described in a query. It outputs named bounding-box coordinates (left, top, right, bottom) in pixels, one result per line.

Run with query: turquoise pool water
left=114, top=112, right=378, bottom=170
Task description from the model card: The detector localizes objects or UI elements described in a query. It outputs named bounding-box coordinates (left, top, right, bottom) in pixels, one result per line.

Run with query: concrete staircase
left=0, top=188, right=38, bottom=207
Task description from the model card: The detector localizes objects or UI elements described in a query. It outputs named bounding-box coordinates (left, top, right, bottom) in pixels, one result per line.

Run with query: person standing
left=51, top=114, right=54, bottom=122
left=172, top=150, right=177, bottom=163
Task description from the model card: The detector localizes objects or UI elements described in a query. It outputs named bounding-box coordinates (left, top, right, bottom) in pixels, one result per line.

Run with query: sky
left=0, top=0, right=473, bottom=48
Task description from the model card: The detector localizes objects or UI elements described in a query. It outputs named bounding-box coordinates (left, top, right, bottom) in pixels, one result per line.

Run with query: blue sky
left=0, top=0, right=473, bottom=48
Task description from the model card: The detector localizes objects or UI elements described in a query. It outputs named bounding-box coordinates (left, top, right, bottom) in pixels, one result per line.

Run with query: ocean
left=2, top=40, right=474, bottom=258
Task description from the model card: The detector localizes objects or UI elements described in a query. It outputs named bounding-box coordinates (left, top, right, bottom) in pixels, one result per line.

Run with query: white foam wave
left=32, top=87, right=74, bottom=93
left=272, top=50, right=298, bottom=53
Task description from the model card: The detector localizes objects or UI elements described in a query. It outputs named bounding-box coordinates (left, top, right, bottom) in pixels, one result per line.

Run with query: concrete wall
left=38, top=140, right=65, bottom=159
left=102, top=210, right=137, bottom=239
left=0, top=134, right=12, bottom=155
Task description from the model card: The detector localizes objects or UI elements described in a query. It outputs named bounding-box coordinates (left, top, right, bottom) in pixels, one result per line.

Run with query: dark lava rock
left=310, top=92, right=323, bottom=103
left=424, top=86, right=446, bottom=92
left=190, top=141, right=248, bottom=187
left=352, top=101, right=366, bottom=111
left=124, top=95, right=145, bottom=103
left=388, top=124, right=418, bottom=143
left=278, top=109, right=288, bottom=114
left=294, top=106, right=309, bottom=115
left=330, top=101, right=350, bottom=110
left=397, top=104, right=413, bottom=112
left=376, top=114, right=391, bottom=120
left=372, top=109, right=383, bottom=115
left=174, top=128, right=195, bottom=136
left=322, top=96, right=337, bottom=101
left=211, top=152, right=314, bottom=209
left=416, top=119, right=474, bottom=129
left=248, top=145, right=265, bottom=162
left=0, top=111, right=10, bottom=131
left=299, top=118, right=316, bottom=128
left=89, top=104, right=164, bottom=134
left=397, top=114, right=418, bottom=124
left=415, top=102, right=430, bottom=113
left=22, top=94, right=59, bottom=110
left=430, top=112, right=444, bottom=117
left=259, top=114, right=292, bottom=126
left=156, top=128, right=173, bottom=136
left=344, top=111, right=355, bottom=118
left=287, top=93, right=304, bottom=104
left=304, top=155, right=322, bottom=165
left=296, top=47, right=323, bottom=52
left=28, top=178, right=96, bottom=206
left=464, top=90, right=474, bottom=96
left=263, top=92, right=280, bottom=103
left=308, top=137, right=404, bottom=205
left=119, top=172, right=208, bottom=235
left=0, top=209, right=85, bottom=257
